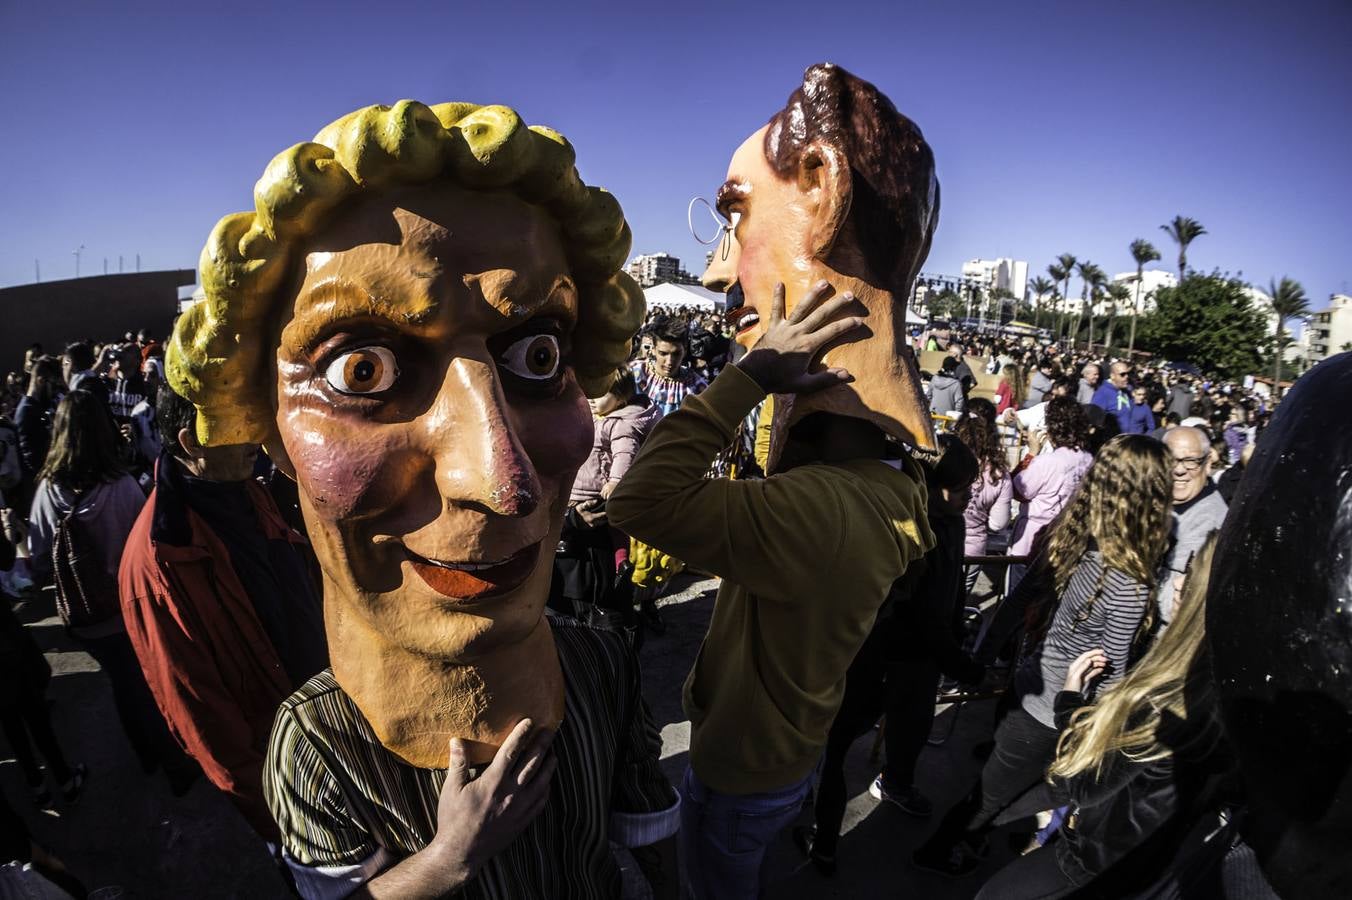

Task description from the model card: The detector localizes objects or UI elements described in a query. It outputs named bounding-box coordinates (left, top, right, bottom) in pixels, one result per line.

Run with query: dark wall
left=0, top=270, right=194, bottom=371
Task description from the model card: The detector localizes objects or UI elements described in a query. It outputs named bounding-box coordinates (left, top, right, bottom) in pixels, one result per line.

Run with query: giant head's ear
left=798, top=141, right=852, bottom=261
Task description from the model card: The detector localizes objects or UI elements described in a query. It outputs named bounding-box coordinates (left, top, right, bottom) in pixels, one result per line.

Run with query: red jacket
left=118, top=460, right=314, bottom=840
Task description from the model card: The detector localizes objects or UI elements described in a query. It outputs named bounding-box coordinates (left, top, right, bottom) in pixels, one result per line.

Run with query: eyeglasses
left=688, top=196, right=734, bottom=262
left=1174, top=455, right=1208, bottom=472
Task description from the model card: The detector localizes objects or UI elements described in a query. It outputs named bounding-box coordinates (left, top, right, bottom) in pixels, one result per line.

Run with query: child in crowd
left=554, top=368, right=659, bottom=627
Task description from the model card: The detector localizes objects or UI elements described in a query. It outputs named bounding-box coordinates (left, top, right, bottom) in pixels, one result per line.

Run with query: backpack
left=52, top=506, right=122, bottom=629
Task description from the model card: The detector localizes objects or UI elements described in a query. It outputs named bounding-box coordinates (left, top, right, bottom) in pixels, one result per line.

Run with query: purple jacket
left=570, top=401, right=661, bottom=504
left=964, top=468, right=1013, bottom=557
left=1009, top=446, right=1093, bottom=556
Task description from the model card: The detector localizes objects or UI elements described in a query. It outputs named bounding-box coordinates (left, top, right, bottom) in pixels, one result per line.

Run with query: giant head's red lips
left=726, top=304, right=761, bottom=336
left=405, top=543, right=541, bottom=602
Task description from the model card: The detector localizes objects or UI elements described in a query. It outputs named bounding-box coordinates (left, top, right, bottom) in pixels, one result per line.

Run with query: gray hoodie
left=28, top=474, right=146, bottom=583
left=929, top=372, right=966, bottom=416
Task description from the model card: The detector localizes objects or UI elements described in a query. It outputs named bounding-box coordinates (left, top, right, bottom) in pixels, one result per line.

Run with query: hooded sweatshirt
left=570, top=400, right=661, bottom=505
left=609, top=366, right=935, bottom=794
left=929, top=371, right=966, bottom=416
left=28, top=474, right=146, bottom=636
left=28, top=474, right=145, bottom=586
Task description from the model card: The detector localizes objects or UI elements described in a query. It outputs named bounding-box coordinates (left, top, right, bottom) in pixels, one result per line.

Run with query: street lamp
left=73, top=244, right=85, bottom=278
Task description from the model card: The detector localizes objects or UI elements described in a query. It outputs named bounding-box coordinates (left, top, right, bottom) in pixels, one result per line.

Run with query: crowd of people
left=0, top=68, right=1329, bottom=900
left=0, top=299, right=1292, bottom=898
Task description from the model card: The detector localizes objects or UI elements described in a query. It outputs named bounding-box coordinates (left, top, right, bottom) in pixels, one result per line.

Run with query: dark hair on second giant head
left=37, top=389, right=127, bottom=492
left=764, top=63, right=940, bottom=294
left=157, top=380, right=200, bottom=461
left=1045, top=396, right=1090, bottom=452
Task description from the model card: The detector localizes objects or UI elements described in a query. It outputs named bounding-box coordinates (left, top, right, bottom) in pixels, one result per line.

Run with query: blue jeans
left=679, top=766, right=812, bottom=899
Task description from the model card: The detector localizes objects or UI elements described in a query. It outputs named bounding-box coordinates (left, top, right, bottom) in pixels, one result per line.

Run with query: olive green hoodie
left=608, top=365, right=934, bottom=794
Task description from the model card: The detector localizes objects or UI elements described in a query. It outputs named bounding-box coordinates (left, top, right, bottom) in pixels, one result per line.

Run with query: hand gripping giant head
left=166, top=101, right=644, bottom=767
left=702, top=63, right=939, bottom=465
left=1207, top=352, right=1352, bottom=897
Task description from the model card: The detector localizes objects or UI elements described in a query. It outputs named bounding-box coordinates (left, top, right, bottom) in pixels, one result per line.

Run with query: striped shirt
left=265, top=616, right=678, bottom=899
left=629, top=360, right=707, bottom=418
left=1016, top=550, right=1152, bottom=729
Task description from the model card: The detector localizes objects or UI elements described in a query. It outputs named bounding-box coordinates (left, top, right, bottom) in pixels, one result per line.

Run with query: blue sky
left=2, top=0, right=1349, bottom=310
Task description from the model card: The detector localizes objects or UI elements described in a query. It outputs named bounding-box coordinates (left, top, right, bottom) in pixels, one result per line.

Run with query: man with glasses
left=1092, top=361, right=1134, bottom=432
left=1158, top=426, right=1228, bottom=628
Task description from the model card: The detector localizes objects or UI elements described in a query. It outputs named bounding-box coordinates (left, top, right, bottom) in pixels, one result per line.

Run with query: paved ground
left=2, top=576, right=1020, bottom=898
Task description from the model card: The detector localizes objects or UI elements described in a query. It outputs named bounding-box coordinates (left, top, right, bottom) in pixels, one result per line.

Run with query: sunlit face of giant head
left=166, top=101, right=643, bottom=703
left=701, top=63, right=939, bottom=460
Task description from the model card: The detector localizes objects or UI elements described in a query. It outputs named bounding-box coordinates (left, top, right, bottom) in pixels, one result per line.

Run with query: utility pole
left=73, top=244, right=85, bottom=278
left=103, top=258, right=108, bottom=275
left=34, top=260, right=40, bottom=282
left=136, top=253, right=141, bottom=272
left=119, top=255, right=124, bottom=273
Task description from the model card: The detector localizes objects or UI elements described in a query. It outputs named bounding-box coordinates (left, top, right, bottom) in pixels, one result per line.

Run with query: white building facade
left=1108, top=269, right=1177, bottom=315
left=625, top=252, right=696, bottom=288
left=961, top=257, right=1028, bottom=302
left=1305, top=294, right=1352, bottom=361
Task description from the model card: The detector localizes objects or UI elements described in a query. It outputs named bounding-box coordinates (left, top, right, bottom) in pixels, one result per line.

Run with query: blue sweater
left=1124, top=402, right=1155, bottom=435
left=1092, top=382, right=1131, bottom=431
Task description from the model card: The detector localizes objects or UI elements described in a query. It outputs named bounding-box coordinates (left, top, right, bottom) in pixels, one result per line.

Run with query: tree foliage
left=1137, top=271, right=1270, bottom=379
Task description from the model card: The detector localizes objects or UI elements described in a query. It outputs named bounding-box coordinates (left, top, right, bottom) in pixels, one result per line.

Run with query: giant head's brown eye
left=500, top=334, right=561, bottom=381
left=324, top=346, right=398, bottom=395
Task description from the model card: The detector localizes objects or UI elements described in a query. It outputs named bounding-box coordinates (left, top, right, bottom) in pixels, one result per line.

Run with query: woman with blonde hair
left=974, top=536, right=1225, bottom=898
left=914, top=434, right=1174, bottom=877
left=995, top=364, right=1026, bottom=415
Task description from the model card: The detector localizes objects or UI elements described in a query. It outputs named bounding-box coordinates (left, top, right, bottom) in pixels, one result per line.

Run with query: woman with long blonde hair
left=914, top=434, right=1174, bottom=877
left=974, top=536, right=1224, bottom=898
left=995, top=363, right=1026, bottom=415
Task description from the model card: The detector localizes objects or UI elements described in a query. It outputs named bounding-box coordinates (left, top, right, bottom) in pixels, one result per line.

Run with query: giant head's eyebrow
left=715, top=180, right=749, bottom=213
left=283, top=275, right=442, bottom=351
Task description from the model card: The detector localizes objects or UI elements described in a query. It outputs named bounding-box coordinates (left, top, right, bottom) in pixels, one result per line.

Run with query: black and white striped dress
left=265, top=616, right=678, bottom=899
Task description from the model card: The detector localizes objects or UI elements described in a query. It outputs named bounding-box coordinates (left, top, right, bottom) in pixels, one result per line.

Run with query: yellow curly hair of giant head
left=167, top=99, right=645, bottom=446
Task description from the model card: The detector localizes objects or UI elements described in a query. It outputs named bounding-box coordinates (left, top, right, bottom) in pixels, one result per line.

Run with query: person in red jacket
left=118, top=383, right=327, bottom=842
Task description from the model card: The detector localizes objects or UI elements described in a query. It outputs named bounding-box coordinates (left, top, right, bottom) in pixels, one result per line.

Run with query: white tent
left=642, top=282, right=726, bottom=312
left=905, top=306, right=926, bottom=325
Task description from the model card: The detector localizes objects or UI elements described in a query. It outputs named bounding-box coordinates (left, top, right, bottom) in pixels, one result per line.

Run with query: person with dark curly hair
left=955, top=404, right=1012, bottom=560
left=1009, top=397, right=1093, bottom=558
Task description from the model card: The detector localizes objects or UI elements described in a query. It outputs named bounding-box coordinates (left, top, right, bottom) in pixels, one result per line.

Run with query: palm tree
left=1055, top=254, right=1077, bottom=341
left=1160, top=216, right=1206, bottom=282
left=1268, top=276, right=1309, bottom=398
left=1073, top=260, right=1102, bottom=349
left=1128, top=238, right=1162, bottom=355
left=1029, top=276, right=1054, bottom=330
left=1084, top=265, right=1108, bottom=350
left=1102, top=282, right=1132, bottom=354
left=1047, top=264, right=1067, bottom=337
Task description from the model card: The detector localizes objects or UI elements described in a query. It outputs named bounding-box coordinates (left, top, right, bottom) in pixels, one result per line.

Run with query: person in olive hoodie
left=609, top=283, right=935, bottom=897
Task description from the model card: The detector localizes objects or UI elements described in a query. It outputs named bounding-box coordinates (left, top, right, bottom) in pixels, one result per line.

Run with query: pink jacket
left=570, top=401, right=661, bottom=504
left=964, top=468, right=1013, bottom=557
left=1009, top=446, right=1093, bottom=556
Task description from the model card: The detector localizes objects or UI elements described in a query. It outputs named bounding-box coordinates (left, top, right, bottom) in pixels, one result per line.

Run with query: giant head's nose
left=422, top=358, right=542, bottom=519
